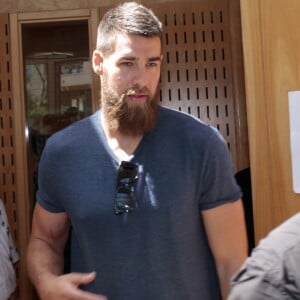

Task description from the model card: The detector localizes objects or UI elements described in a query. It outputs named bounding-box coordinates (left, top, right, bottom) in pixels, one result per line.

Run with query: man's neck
left=100, top=110, right=143, bottom=161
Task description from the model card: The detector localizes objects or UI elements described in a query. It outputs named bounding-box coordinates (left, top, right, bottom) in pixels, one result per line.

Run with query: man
left=27, top=2, right=247, bottom=299
left=0, top=199, right=19, bottom=300
left=228, top=213, right=300, bottom=300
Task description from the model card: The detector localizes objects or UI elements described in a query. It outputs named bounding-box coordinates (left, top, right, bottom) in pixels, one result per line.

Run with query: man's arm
left=27, top=203, right=107, bottom=300
left=27, top=203, right=70, bottom=282
left=202, top=199, right=248, bottom=299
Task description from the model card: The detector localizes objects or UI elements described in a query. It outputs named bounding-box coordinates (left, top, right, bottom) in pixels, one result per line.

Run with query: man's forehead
left=112, top=33, right=162, bottom=56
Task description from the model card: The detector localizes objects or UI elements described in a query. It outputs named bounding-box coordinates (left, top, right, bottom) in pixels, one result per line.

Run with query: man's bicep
left=30, top=202, right=70, bottom=253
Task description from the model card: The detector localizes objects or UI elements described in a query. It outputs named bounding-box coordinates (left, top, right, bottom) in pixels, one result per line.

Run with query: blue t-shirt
left=37, top=106, right=241, bottom=300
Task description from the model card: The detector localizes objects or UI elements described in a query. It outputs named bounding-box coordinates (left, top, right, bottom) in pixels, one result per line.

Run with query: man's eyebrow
left=119, top=56, right=161, bottom=61
left=148, top=56, right=162, bottom=62
left=120, top=56, right=137, bottom=61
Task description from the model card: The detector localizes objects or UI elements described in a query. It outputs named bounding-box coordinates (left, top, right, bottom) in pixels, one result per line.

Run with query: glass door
left=22, top=20, right=93, bottom=215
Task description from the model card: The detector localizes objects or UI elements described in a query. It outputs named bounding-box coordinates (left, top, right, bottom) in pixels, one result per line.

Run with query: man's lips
left=127, top=94, right=147, bottom=102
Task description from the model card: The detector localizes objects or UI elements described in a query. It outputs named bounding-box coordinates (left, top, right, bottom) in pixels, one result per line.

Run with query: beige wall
left=240, top=0, right=300, bottom=242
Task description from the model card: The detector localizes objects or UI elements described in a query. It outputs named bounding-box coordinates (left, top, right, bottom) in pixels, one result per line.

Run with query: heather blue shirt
left=37, top=106, right=241, bottom=300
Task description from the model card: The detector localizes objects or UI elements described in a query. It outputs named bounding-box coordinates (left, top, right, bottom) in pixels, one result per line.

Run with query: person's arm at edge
left=202, top=199, right=248, bottom=299
left=27, top=203, right=107, bottom=300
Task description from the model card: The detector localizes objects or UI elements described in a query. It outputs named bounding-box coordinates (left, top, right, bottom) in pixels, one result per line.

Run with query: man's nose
left=132, top=65, right=148, bottom=87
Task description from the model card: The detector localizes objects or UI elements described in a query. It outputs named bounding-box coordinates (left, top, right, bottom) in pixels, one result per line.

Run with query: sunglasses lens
left=118, top=162, right=138, bottom=183
left=115, top=161, right=138, bottom=215
left=115, top=187, right=136, bottom=214
left=115, top=162, right=138, bottom=215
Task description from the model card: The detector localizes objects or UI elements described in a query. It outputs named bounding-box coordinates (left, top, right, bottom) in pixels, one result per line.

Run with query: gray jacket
left=228, top=213, right=300, bottom=300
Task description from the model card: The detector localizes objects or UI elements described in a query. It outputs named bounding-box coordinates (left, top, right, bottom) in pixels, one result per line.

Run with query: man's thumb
left=72, top=272, right=97, bottom=286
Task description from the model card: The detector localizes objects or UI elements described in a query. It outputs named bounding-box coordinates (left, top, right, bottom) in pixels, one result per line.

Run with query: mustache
left=125, top=86, right=150, bottom=96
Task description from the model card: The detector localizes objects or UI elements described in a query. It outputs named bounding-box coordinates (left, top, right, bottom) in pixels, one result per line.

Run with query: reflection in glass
left=26, top=64, right=48, bottom=120
left=22, top=21, right=92, bottom=214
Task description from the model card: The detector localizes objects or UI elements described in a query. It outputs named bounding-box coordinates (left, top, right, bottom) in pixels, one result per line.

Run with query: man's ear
left=92, top=49, right=103, bottom=75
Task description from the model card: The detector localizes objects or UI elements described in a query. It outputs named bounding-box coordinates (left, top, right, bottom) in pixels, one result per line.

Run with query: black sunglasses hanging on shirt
left=115, top=161, right=138, bottom=215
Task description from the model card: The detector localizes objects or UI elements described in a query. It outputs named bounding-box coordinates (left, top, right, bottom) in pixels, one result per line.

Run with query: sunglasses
left=115, top=161, right=139, bottom=215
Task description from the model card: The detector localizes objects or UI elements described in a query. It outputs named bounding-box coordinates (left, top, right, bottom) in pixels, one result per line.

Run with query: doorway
left=22, top=20, right=93, bottom=217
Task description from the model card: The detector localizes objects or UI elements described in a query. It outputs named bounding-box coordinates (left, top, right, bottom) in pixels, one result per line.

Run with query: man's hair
left=96, top=2, right=163, bottom=56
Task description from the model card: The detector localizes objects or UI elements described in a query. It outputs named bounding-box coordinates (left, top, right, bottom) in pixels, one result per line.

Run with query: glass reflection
left=22, top=21, right=92, bottom=214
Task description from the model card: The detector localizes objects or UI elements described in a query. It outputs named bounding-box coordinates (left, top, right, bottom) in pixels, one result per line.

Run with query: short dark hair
left=96, top=2, right=163, bottom=56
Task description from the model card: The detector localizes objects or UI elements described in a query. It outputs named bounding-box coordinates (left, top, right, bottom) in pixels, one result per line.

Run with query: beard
left=101, top=74, right=159, bottom=136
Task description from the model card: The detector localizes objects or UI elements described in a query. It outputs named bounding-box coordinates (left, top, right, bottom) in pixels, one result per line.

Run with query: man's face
left=97, top=33, right=163, bottom=135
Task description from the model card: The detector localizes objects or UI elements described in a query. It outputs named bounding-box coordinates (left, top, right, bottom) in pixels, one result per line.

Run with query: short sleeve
left=36, top=139, right=65, bottom=213
left=199, top=127, right=241, bottom=210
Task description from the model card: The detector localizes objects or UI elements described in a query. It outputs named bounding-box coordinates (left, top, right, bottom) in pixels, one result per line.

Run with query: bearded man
left=27, top=2, right=247, bottom=300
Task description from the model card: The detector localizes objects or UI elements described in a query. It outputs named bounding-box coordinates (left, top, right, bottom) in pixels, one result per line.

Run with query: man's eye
left=147, top=62, right=158, bottom=68
left=121, top=61, right=133, bottom=67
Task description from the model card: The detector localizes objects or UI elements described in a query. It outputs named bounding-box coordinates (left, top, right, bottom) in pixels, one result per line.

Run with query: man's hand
left=39, top=272, right=107, bottom=300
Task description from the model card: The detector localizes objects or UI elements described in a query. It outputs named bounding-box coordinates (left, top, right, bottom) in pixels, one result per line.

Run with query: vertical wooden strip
left=0, top=11, right=20, bottom=295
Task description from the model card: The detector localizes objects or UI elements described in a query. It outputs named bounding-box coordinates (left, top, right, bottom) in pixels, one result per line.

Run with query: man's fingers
left=74, top=289, right=108, bottom=300
left=69, top=272, right=97, bottom=286
left=65, top=272, right=107, bottom=299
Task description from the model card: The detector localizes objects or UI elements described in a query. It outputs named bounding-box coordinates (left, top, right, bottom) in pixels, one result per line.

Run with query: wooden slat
left=0, top=11, right=20, bottom=296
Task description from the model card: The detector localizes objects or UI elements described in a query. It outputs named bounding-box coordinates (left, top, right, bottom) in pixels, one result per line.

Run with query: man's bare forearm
left=217, top=258, right=245, bottom=299
left=27, top=236, right=65, bottom=294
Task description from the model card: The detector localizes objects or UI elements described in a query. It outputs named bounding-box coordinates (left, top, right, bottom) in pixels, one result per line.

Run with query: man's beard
left=101, top=77, right=159, bottom=136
